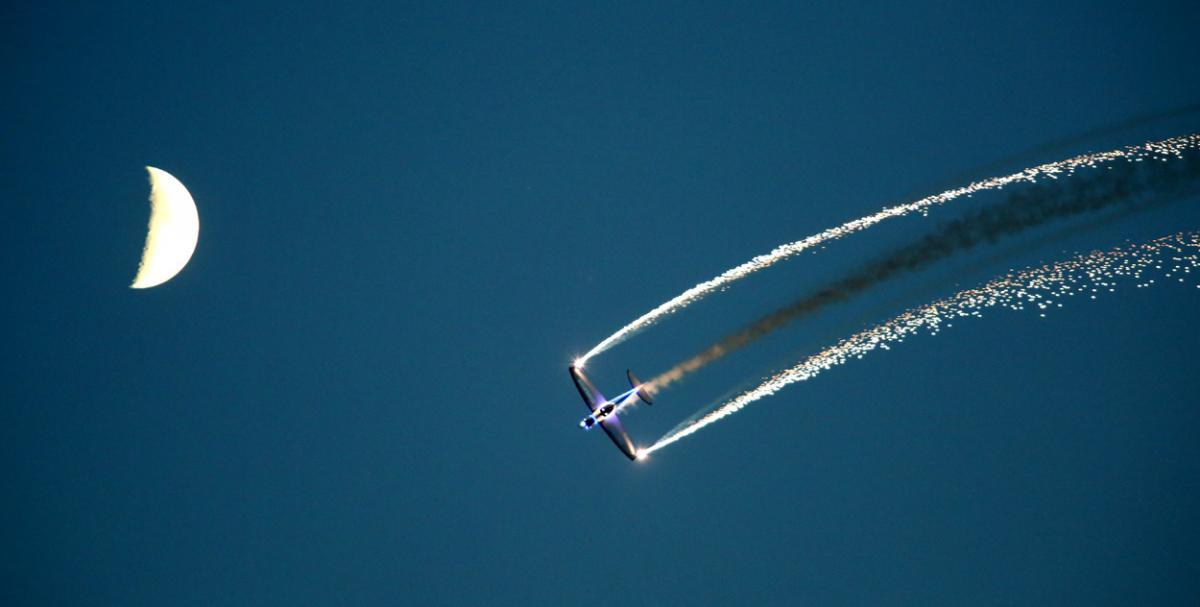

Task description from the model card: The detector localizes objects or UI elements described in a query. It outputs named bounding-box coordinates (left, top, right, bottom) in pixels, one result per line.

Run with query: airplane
left=570, top=365, right=654, bottom=460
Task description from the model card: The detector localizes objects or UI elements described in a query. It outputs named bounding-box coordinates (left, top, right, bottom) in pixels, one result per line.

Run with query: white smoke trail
left=639, top=232, right=1200, bottom=456
left=578, top=135, right=1200, bottom=366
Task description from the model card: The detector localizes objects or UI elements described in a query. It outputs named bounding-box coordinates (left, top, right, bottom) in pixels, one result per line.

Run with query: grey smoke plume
left=650, top=148, right=1200, bottom=390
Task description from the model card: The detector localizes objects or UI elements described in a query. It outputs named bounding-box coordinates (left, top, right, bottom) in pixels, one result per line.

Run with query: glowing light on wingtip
left=572, top=358, right=585, bottom=369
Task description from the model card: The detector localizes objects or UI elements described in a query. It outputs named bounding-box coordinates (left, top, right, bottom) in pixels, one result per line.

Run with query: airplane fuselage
left=579, top=402, right=615, bottom=430
left=578, top=387, right=639, bottom=430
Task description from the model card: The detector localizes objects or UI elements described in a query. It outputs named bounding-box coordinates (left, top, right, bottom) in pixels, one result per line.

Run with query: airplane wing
left=599, top=413, right=638, bottom=460
left=569, top=366, right=606, bottom=412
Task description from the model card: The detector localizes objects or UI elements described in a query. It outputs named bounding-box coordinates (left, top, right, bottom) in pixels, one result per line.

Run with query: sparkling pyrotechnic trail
left=640, top=232, right=1200, bottom=455
left=576, top=135, right=1200, bottom=366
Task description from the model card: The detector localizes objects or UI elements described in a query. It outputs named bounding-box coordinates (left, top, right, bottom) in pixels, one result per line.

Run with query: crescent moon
left=131, top=167, right=200, bottom=289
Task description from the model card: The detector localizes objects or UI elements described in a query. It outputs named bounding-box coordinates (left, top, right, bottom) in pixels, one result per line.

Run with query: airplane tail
left=627, top=370, right=654, bottom=405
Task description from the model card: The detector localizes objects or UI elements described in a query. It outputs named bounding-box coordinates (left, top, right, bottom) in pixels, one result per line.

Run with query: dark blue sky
left=5, top=2, right=1200, bottom=605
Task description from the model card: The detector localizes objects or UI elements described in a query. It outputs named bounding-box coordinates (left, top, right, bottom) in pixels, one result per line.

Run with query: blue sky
left=4, top=2, right=1200, bottom=605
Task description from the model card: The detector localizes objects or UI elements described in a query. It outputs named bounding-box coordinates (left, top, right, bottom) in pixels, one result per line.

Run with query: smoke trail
left=648, top=142, right=1200, bottom=391
left=639, top=232, right=1200, bottom=456
left=577, top=134, right=1200, bottom=366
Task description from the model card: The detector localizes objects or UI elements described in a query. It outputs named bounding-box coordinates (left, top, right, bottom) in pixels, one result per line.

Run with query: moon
left=131, top=167, right=200, bottom=289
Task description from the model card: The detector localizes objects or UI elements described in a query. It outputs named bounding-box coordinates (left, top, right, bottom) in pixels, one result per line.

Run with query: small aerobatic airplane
left=570, top=365, right=654, bottom=460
